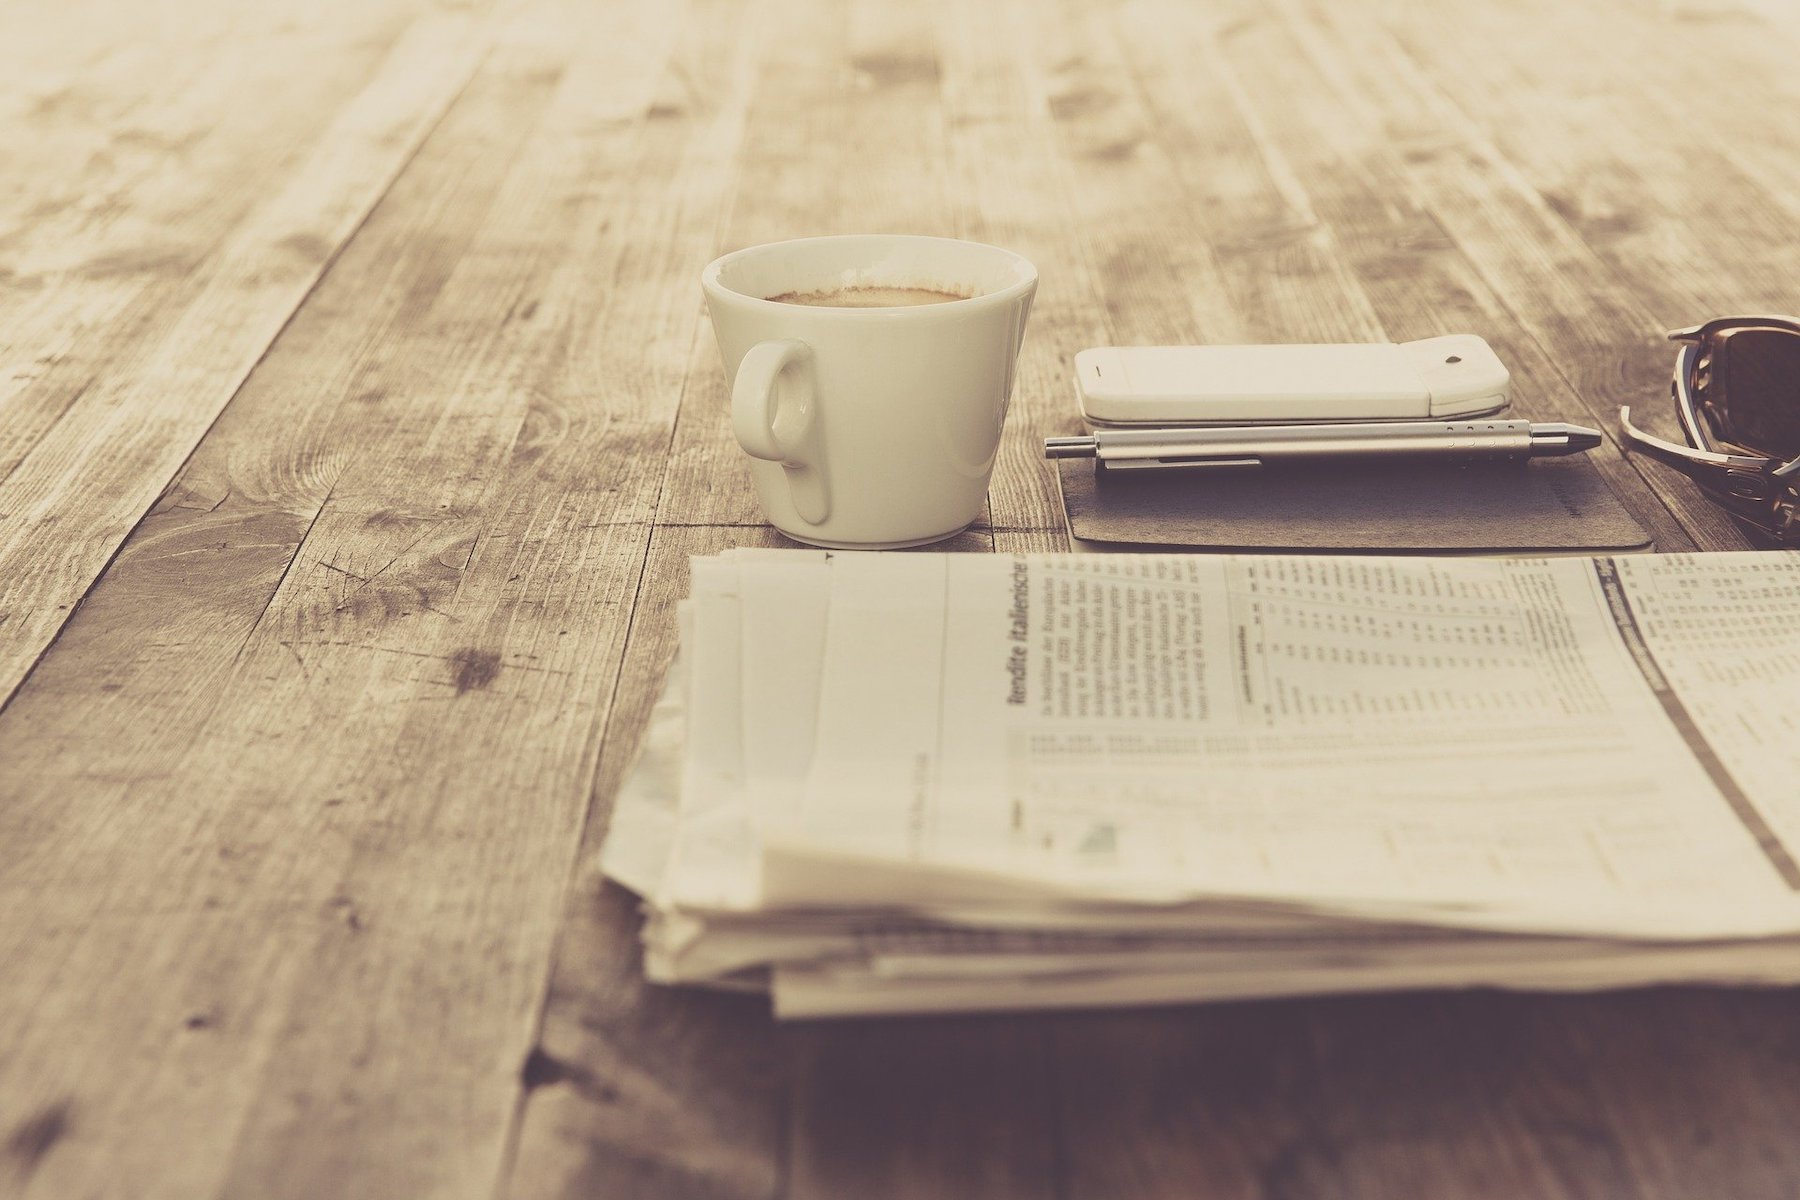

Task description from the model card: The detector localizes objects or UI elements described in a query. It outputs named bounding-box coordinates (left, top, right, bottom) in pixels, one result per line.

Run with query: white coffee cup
left=702, top=234, right=1037, bottom=548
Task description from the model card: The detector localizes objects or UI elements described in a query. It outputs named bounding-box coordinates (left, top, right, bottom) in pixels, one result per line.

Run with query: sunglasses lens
left=1716, top=328, right=1800, bottom=455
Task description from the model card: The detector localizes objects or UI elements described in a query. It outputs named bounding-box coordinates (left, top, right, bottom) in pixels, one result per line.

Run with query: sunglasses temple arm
left=1617, top=406, right=1765, bottom=475
left=1627, top=408, right=1720, bottom=474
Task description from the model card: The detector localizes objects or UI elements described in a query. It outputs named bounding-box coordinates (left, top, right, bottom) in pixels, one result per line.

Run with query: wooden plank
left=1019, top=0, right=1387, bottom=350
left=1023, top=0, right=1234, bottom=351
left=933, top=0, right=1107, bottom=533
left=1351, top=0, right=1800, bottom=526
left=0, top=0, right=388, bottom=246
left=0, top=0, right=271, bottom=458
left=9, top=1, right=1800, bottom=1197
left=1273, top=0, right=1751, bottom=549
left=1217, top=993, right=1608, bottom=1200
left=1120, top=0, right=1695, bottom=552
left=656, top=0, right=969, bottom=529
left=0, top=2, right=729, bottom=1195
left=501, top=525, right=789, bottom=1200
left=1047, top=984, right=1800, bottom=1200
left=504, top=524, right=1032, bottom=1200
left=1046, top=986, right=1800, bottom=1200
left=1379, top=0, right=1800, bottom=264
left=994, top=527, right=1071, bottom=555
left=1000, top=0, right=1387, bottom=536
left=1370, top=0, right=1800, bottom=342
left=1563, top=989, right=1800, bottom=1196
left=1100, top=1, right=1387, bottom=348
left=0, top=0, right=439, bottom=453
left=1047, top=1004, right=1324, bottom=1200
left=0, top=0, right=503, bottom=709
left=1301, top=988, right=1800, bottom=1199
left=709, top=5, right=1059, bottom=1190
left=1001, top=8, right=1654, bottom=1195
left=785, top=1018, right=1060, bottom=1200
left=0, top=21, right=577, bottom=829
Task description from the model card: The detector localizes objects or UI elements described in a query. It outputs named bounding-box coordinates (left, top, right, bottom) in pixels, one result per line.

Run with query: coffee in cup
left=766, top=285, right=970, bottom=308
left=702, top=235, right=1037, bottom=549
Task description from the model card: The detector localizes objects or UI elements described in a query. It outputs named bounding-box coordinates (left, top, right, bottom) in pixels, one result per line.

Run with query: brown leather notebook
left=1058, top=455, right=1652, bottom=553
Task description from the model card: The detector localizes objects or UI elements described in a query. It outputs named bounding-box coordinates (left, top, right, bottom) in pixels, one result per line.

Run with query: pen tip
left=1532, top=423, right=1603, bottom=455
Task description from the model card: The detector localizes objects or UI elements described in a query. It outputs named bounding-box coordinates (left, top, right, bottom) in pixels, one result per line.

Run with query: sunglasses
left=1619, top=315, right=1800, bottom=544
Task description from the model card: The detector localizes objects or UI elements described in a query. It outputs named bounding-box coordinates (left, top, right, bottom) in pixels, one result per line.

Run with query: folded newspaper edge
left=601, top=548, right=1800, bottom=1018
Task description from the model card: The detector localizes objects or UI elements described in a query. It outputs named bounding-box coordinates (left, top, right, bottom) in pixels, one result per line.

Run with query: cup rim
left=700, top=234, right=1037, bottom=316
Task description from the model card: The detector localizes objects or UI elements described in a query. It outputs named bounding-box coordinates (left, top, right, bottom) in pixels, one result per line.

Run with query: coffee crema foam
left=765, top=285, right=970, bottom=308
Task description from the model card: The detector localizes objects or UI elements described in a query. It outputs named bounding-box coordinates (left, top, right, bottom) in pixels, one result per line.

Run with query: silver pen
left=1044, top=418, right=1603, bottom=471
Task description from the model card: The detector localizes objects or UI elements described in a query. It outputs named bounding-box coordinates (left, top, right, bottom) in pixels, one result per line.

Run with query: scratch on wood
left=366, top=527, right=437, bottom=588
left=6, top=1099, right=73, bottom=1175
left=410, top=588, right=458, bottom=621
left=280, top=641, right=571, bottom=677
left=449, top=648, right=501, bottom=694
left=316, top=559, right=370, bottom=583
left=277, top=639, right=311, bottom=679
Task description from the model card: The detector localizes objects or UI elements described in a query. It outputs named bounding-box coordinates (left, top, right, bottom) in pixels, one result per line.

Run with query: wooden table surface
left=5, top=0, right=1799, bottom=1195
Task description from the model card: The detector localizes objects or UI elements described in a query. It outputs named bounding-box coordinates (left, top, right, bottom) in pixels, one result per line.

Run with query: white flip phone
left=1074, top=335, right=1511, bottom=427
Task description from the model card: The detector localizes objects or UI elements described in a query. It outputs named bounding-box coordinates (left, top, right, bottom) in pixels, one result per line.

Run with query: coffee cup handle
left=730, top=338, right=830, bottom=525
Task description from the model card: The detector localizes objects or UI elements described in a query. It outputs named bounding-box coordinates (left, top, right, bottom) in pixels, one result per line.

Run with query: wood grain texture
left=503, top=525, right=789, bottom=1200
left=1, top=1, right=703, bottom=1194
left=935, top=0, right=1109, bottom=533
left=504, top=522, right=1002, bottom=1200
left=0, top=0, right=502, bottom=708
left=1131, top=0, right=1698, bottom=551
left=1273, top=0, right=1754, bottom=550
left=4, top=0, right=1800, bottom=1195
left=657, top=0, right=971, bottom=529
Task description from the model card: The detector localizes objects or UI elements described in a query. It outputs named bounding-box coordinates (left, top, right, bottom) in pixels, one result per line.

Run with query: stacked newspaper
left=601, top=548, right=1800, bottom=1018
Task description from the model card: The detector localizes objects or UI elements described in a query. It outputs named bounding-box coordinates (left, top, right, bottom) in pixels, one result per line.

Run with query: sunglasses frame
left=1618, top=315, right=1800, bottom=542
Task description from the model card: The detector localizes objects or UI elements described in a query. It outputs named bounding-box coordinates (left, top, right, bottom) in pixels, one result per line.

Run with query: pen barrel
left=1090, top=420, right=1537, bottom=465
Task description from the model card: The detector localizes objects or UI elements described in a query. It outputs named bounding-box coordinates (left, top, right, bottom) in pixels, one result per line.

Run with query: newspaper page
left=766, top=552, right=1800, bottom=934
